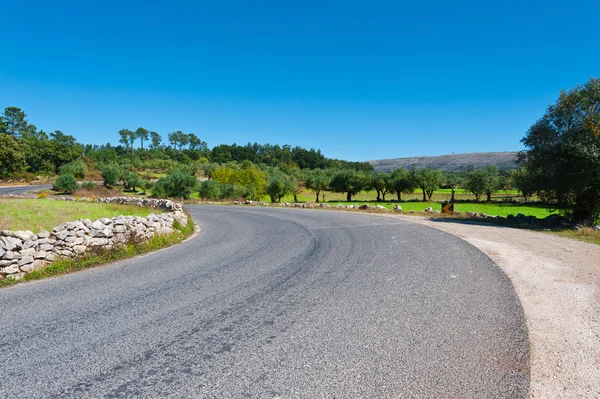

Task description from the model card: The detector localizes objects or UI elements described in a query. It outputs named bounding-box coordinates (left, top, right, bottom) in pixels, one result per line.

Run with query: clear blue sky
left=1, top=0, right=598, bottom=161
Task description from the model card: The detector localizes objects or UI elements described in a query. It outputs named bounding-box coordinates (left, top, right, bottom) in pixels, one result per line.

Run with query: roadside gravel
left=388, top=215, right=600, bottom=398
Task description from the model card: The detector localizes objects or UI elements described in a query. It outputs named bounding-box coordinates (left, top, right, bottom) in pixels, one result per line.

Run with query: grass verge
left=0, top=217, right=195, bottom=288
left=0, top=198, right=152, bottom=233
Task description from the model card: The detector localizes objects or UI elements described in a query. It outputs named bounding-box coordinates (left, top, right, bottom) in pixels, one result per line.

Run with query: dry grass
left=0, top=198, right=151, bottom=233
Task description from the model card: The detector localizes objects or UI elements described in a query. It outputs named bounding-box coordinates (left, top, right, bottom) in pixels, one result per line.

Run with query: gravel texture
left=389, top=215, right=600, bottom=398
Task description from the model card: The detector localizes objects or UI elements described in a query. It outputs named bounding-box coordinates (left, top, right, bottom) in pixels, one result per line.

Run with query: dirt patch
left=387, top=215, right=600, bottom=398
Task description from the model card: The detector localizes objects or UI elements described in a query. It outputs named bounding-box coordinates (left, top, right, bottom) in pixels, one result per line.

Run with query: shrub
left=198, top=180, right=221, bottom=200
left=81, top=181, right=97, bottom=190
left=59, top=159, right=88, bottom=179
left=152, top=170, right=197, bottom=199
left=53, top=174, right=79, bottom=194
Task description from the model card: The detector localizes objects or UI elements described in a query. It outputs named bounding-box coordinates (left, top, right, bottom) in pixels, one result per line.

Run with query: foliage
left=0, top=134, right=27, bottom=176
left=59, top=158, right=88, bottom=179
left=266, top=169, right=290, bottom=203
left=411, top=168, right=444, bottom=201
left=211, top=165, right=266, bottom=196
left=52, top=174, right=79, bottom=194
left=80, top=181, right=97, bottom=190
left=304, top=169, right=331, bottom=202
left=101, top=164, right=120, bottom=187
left=464, top=166, right=502, bottom=202
left=389, top=168, right=417, bottom=201
left=521, top=77, right=600, bottom=222
left=198, top=180, right=221, bottom=200
left=329, top=169, right=369, bottom=201
left=370, top=171, right=392, bottom=201
left=153, top=169, right=197, bottom=199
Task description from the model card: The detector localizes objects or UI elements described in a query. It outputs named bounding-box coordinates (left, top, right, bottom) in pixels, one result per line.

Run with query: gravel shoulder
left=387, top=215, right=600, bottom=398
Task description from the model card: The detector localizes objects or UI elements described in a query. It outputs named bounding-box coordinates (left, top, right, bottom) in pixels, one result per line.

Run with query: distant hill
left=369, top=152, right=520, bottom=173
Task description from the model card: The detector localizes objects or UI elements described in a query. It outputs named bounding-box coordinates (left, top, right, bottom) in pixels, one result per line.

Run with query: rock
left=32, top=260, right=48, bottom=270
left=375, top=205, right=387, bottom=210
left=91, top=221, right=105, bottom=231
left=73, top=245, right=86, bottom=255
left=20, top=248, right=36, bottom=257
left=46, top=253, right=56, bottom=262
left=64, top=236, right=77, bottom=243
left=0, top=264, right=19, bottom=274
left=5, top=230, right=36, bottom=241
left=393, top=205, right=402, bottom=212
left=54, top=230, right=69, bottom=241
left=1, top=236, right=22, bottom=251
left=18, top=256, right=34, bottom=266
left=0, top=247, right=4, bottom=258
left=37, top=230, right=50, bottom=239
left=424, top=207, right=433, bottom=212
left=89, top=238, right=109, bottom=247
left=39, top=243, right=53, bottom=252
left=319, top=203, right=330, bottom=208
left=3, top=251, right=17, bottom=260
left=359, top=204, right=370, bottom=210
left=594, top=225, right=600, bottom=231
left=34, top=251, right=49, bottom=259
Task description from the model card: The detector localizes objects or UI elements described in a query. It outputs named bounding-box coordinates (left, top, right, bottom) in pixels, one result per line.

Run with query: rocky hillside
left=369, top=152, right=520, bottom=173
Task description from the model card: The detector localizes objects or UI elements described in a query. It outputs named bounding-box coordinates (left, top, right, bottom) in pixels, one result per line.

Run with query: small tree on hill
left=53, top=174, right=79, bottom=194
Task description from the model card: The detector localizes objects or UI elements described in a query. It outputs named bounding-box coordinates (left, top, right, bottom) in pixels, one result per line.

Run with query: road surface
left=0, top=205, right=529, bottom=398
left=0, top=184, right=52, bottom=196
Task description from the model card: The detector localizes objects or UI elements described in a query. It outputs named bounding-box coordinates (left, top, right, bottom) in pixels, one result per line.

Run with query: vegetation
left=0, top=198, right=151, bottom=233
left=520, top=77, right=600, bottom=223
left=52, top=174, right=79, bottom=194
left=0, top=217, right=195, bottom=288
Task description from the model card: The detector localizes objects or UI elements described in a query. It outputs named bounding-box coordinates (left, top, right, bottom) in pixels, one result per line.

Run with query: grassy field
left=0, top=198, right=151, bottom=233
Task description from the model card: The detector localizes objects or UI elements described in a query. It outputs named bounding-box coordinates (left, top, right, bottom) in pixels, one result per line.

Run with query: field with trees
left=1, top=77, right=598, bottom=224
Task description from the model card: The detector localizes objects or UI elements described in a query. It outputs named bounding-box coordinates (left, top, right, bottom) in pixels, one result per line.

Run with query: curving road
left=0, top=184, right=52, bottom=196
left=0, top=205, right=529, bottom=398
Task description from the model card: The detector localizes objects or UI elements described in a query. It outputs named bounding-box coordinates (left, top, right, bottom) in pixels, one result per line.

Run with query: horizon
left=2, top=1, right=598, bottom=162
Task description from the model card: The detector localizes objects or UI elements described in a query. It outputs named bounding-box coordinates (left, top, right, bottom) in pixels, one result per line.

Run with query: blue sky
left=1, top=1, right=598, bottom=161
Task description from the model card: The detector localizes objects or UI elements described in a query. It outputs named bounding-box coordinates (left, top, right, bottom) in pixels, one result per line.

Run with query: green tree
left=153, top=169, right=197, bottom=199
left=53, top=174, right=79, bottom=194
left=266, top=169, right=289, bottom=203
left=0, top=134, right=26, bottom=176
left=464, top=166, right=501, bottom=202
left=444, top=172, right=464, bottom=202
left=411, top=168, right=444, bottom=201
left=370, top=172, right=392, bottom=201
left=329, top=169, right=368, bottom=201
left=101, top=164, right=119, bottom=187
left=118, top=129, right=134, bottom=151
left=48, top=131, right=83, bottom=173
left=304, top=169, right=331, bottom=202
left=521, top=77, right=600, bottom=222
left=59, top=159, right=88, bottom=179
left=510, top=167, right=535, bottom=202
left=135, top=127, right=149, bottom=150
left=1, top=106, right=29, bottom=137
left=198, top=180, right=222, bottom=201
left=389, top=168, right=416, bottom=201
left=149, top=131, right=162, bottom=149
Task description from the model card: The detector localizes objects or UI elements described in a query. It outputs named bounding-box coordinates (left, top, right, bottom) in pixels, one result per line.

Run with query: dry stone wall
left=0, top=197, right=188, bottom=281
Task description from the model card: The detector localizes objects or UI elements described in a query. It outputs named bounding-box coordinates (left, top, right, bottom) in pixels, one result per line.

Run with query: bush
left=198, top=179, right=221, bottom=200
left=59, top=159, right=88, bottom=179
left=53, top=174, right=79, bottom=194
left=81, top=181, right=97, bottom=190
left=152, top=170, right=197, bottom=199
left=101, top=165, right=119, bottom=187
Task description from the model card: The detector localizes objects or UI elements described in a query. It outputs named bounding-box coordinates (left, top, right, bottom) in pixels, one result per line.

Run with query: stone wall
left=0, top=197, right=188, bottom=281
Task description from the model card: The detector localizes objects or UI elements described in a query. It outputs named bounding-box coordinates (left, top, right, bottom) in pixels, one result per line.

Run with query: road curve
left=0, top=184, right=52, bottom=196
left=0, top=205, right=529, bottom=398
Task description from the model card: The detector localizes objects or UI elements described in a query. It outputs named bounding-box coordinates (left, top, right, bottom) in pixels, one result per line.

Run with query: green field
left=0, top=198, right=151, bottom=233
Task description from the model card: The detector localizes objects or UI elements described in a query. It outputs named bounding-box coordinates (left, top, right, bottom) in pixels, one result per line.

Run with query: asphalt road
left=0, top=184, right=52, bottom=196
left=0, top=205, right=529, bottom=398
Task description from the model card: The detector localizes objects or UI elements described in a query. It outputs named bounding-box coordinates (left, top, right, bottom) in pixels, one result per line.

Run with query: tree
left=188, top=133, right=208, bottom=152
left=1, top=106, right=28, bottom=137
left=118, top=129, right=134, bottom=151
left=521, top=77, right=600, bottom=222
left=135, top=127, right=149, bottom=150
left=389, top=168, right=416, bottom=201
left=305, top=169, right=331, bottom=202
left=411, top=168, right=444, bottom=201
left=153, top=169, right=197, bottom=199
left=444, top=172, right=464, bottom=202
left=510, top=167, right=535, bottom=202
left=101, top=164, right=119, bottom=187
left=149, top=131, right=162, bottom=149
left=266, top=170, right=289, bottom=203
left=464, top=166, right=501, bottom=202
left=329, top=169, right=368, bottom=201
left=48, top=131, right=83, bottom=173
left=370, top=172, right=391, bottom=201
left=0, top=134, right=26, bottom=176
left=198, top=180, right=221, bottom=201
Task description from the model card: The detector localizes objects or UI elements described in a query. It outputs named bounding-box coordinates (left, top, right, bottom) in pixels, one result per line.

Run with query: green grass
left=0, top=198, right=152, bottom=233
left=0, top=217, right=195, bottom=288
left=550, top=227, right=600, bottom=246
left=319, top=201, right=554, bottom=218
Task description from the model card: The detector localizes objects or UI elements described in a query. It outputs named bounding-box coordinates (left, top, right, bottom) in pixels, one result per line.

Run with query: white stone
left=37, top=230, right=50, bottom=239
left=20, top=248, right=35, bottom=257
left=0, top=264, right=19, bottom=274
left=34, top=251, right=48, bottom=259
left=18, top=256, right=34, bottom=266
left=73, top=245, right=86, bottom=255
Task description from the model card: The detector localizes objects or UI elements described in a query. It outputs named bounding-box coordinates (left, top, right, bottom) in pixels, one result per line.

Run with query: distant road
left=0, top=184, right=52, bottom=196
left=0, top=206, right=529, bottom=398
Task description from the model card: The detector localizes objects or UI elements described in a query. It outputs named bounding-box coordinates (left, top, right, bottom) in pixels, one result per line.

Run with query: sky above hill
left=1, top=0, right=598, bottom=161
